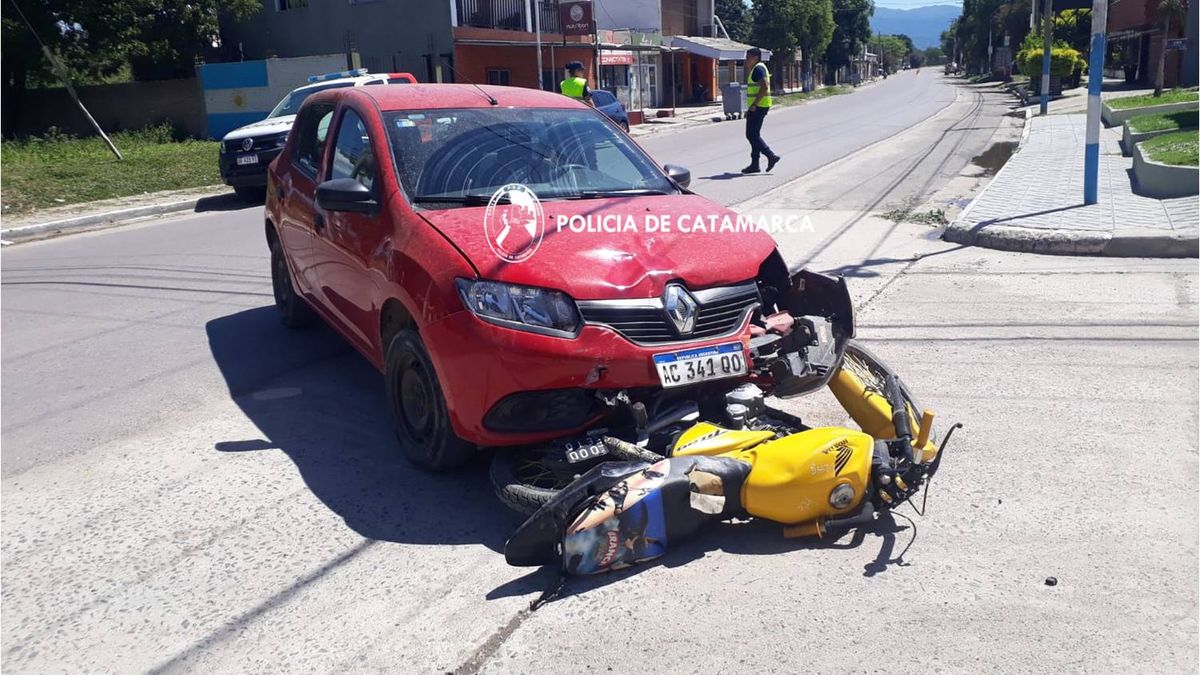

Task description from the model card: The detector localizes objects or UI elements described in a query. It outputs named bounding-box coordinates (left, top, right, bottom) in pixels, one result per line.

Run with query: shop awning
left=670, top=36, right=772, bottom=62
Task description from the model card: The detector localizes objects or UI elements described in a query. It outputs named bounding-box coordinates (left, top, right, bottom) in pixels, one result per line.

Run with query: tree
left=825, top=0, right=874, bottom=72
left=796, top=0, right=836, bottom=83
left=716, top=0, right=756, bottom=43
left=2, top=0, right=261, bottom=137
left=874, top=34, right=910, bottom=72
left=1154, top=0, right=1187, bottom=96
left=923, top=46, right=946, bottom=65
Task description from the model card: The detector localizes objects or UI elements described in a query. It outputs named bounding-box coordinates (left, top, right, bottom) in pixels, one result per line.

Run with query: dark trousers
left=745, top=107, right=776, bottom=166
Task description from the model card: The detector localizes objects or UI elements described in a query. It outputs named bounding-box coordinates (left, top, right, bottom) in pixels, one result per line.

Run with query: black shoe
left=766, top=155, right=781, bottom=172
left=741, top=164, right=761, bottom=174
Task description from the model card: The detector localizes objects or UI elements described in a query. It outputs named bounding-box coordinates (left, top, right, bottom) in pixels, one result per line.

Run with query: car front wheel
left=385, top=329, right=476, bottom=471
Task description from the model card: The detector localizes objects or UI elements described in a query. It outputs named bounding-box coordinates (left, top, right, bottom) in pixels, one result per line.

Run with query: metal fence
left=455, top=0, right=563, bottom=33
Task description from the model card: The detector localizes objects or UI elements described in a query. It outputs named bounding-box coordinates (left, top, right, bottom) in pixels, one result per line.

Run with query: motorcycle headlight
left=456, top=279, right=581, bottom=337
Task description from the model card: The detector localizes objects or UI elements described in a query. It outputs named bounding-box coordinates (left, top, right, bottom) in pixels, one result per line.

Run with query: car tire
left=234, top=186, right=266, bottom=202
left=270, top=240, right=314, bottom=328
left=385, top=329, right=476, bottom=471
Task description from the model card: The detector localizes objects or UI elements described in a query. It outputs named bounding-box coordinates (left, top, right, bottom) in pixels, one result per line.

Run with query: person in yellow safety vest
left=560, top=61, right=593, bottom=105
left=742, top=47, right=781, bottom=174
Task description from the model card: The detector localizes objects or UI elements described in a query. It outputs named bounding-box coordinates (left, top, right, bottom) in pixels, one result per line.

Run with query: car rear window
left=592, top=91, right=614, bottom=106
left=385, top=108, right=673, bottom=207
left=268, top=81, right=355, bottom=118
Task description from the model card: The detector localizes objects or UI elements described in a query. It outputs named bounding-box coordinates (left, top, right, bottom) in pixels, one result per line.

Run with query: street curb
left=943, top=108, right=1199, bottom=258
left=1, top=197, right=207, bottom=241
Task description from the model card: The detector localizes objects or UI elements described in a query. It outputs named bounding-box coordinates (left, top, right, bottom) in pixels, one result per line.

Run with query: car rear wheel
left=270, top=241, right=314, bottom=328
left=385, top=329, right=476, bottom=471
left=234, top=186, right=266, bottom=202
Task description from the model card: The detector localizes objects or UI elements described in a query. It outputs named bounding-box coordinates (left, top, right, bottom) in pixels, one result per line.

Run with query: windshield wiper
left=566, top=189, right=671, bottom=200
left=411, top=193, right=494, bottom=206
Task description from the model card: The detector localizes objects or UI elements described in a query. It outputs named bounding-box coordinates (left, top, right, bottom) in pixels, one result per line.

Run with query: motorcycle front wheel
left=840, top=340, right=937, bottom=444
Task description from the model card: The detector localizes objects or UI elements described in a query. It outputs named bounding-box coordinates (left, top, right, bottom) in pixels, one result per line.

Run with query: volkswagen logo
left=663, top=284, right=697, bottom=335
left=241, top=137, right=254, bottom=152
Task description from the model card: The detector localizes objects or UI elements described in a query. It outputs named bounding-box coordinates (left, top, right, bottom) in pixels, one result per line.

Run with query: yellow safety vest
left=560, top=76, right=587, bottom=99
left=746, top=63, right=772, bottom=108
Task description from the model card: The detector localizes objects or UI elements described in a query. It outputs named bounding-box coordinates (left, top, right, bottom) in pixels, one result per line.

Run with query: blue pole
left=1040, top=0, right=1053, bottom=114
left=1083, top=0, right=1109, bottom=204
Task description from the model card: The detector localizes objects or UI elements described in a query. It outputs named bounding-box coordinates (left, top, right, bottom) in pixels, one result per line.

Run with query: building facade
left=1107, top=0, right=1197, bottom=88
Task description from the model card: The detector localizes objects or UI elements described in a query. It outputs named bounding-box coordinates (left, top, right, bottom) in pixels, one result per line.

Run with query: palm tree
left=1154, top=0, right=1187, bottom=97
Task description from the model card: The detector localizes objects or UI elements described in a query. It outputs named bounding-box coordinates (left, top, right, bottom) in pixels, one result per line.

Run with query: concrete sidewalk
left=945, top=113, right=1199, bottom=257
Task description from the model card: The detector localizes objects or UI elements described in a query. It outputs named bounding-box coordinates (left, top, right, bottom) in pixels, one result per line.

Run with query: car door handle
left=314, top=213, right=325, bottom=233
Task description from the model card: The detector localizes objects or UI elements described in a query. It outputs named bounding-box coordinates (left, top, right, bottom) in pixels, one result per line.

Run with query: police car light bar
left=307, top=68, right=369, bottom=83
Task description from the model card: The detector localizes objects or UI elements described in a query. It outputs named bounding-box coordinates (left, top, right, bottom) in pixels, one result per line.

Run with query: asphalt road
left=639, top=68, right=956, bottom=206
left=3, top=73, right=1196, bottom=672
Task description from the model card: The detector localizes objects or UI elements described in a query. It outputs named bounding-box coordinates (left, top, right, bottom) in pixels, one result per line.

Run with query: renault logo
left=241, top=137, right=254, bottom=152
left=663, top=284, right=697, bottom=335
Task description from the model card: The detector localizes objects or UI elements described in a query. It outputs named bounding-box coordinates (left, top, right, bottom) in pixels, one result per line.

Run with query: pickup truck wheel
left=270, top=241, right=314, bottom=328
left=385, top=330, right=475, bottom=471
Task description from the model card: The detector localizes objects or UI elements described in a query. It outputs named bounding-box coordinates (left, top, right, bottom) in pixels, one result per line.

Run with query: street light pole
left=1083, top=0, right=1109, bottom=204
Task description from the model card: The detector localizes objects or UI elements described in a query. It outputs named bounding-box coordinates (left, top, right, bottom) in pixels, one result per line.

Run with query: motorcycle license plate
left=653, top=342, right=746, bottom=388
left=236, top=155, right=259, bottom=165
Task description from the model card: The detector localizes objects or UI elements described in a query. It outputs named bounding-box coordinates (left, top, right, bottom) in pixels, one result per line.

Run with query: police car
left=219, top=68, right=416, bottom=201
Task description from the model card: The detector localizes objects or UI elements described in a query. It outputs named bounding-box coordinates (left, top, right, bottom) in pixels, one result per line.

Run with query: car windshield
left=385, top=108, right=676, bottom=206
left=268, top=82, right=356, bottom=118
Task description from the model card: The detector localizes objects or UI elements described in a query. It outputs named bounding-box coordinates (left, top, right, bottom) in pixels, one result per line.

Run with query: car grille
left=224, top=133, right=286, bottom=154
left=577, top=281, right=760, bottom=345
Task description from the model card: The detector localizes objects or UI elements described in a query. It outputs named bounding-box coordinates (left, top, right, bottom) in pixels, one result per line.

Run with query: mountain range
left=870, top=5, right=961, bottom=50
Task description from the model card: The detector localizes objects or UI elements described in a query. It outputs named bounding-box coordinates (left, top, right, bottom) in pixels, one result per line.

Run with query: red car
left=264, top=83, right=807, bottom=470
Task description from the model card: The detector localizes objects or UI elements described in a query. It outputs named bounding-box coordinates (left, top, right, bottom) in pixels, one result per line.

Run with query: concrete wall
left=220, top=0, right=451, bottom=84
left=14, top=79, right=205, bottom=138
left=199, top=54, right=346, bottom=138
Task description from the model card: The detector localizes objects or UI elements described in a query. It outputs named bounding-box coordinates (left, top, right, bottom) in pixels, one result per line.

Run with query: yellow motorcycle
left=504, top=292, right=962, bottom=574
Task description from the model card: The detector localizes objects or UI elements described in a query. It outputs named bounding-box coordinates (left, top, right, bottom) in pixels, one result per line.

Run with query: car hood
left=417, top=194, right=777, bottom=299
left=222, top=116, right=294, bottom=141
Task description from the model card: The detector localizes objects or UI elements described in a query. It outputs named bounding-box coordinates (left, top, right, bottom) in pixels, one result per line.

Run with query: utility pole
left=534, top=0, right=543, bottom=89
left=1040, top=0, right=1054, bottom=114
left=1083, top=0, right=1109, bottom=204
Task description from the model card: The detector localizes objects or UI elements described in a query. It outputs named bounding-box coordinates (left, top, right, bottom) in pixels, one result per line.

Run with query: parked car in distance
left=265, top=83, right=789, bottom=471
left=219, top=69, right=416, bottom=201
left=589, top=89, right=630, bottom=131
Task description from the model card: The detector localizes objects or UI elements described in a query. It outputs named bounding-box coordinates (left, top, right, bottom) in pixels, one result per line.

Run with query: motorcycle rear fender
left=505, top=461, right=650, bottom=567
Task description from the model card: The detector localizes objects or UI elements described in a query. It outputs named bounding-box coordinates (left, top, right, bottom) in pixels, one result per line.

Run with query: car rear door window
left=329, top=109, right=376, bottom=191
left=592, top=91, right=613, bottom=106
left=294, top=103, right=335, bottom=178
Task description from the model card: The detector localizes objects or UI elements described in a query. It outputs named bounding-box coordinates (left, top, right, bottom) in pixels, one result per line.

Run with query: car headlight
left=456, top=279, right=581, bottom=337
left=275, top=132, right=288, bottom=148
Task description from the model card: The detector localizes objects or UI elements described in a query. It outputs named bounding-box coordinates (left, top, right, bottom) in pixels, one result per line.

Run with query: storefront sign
left=559, top=0, right=595, bottom=36
left=601, top=51, right=634, bottom=66
left=1165, top=38, right=1187, bottom=51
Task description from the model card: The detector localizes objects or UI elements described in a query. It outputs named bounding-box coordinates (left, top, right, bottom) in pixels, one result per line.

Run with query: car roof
left=347, top=84, right=587, bottom=111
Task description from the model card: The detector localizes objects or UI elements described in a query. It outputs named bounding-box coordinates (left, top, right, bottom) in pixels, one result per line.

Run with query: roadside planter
left=1103, top=100, right=1198, bottom=127
left=1132, top=140, right=1199, bottom=199
left=1121, top=108, right=1199, bottom=155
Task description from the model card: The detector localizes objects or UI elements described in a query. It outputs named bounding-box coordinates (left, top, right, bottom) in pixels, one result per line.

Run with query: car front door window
left=330, top=109, right=376, bottom=191
left=295, top=105, right=335, bottom=178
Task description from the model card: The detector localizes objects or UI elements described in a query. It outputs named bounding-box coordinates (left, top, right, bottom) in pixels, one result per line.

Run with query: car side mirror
left=316, top=178, right=376, bottom=213
left=664, top=164, right=691, bottom=189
